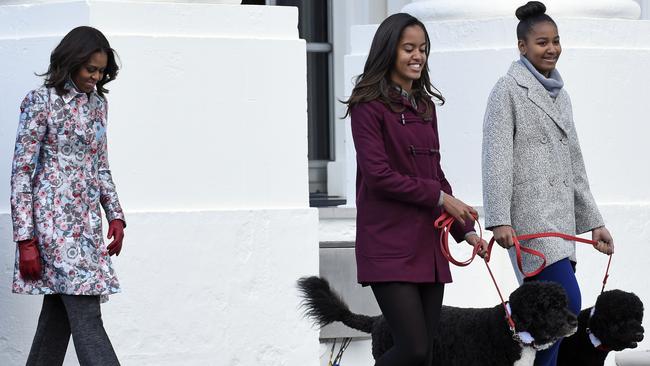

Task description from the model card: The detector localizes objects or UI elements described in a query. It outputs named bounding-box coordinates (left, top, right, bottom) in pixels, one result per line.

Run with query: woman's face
left=73, top=51, right=108, bottom=93
left=390, top=25, right=427, bottom=92
left=518, top=21, right=561, bottom=77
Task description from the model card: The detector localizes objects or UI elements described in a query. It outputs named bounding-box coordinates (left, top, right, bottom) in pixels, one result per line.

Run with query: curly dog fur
left=558, top=289, right=644, bottom=365
left=298, top=276, right=578, bottom=366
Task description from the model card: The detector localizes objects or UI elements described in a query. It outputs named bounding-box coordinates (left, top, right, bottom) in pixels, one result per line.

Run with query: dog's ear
left=510, top=282, right=569, bottom=312
left=594, top=289, right=643, bottom=322
left=594, top=290, right=644, bottom=323
left=509, top=282, right=570, bottom=334
left=590, top=289, right=645, bottom=350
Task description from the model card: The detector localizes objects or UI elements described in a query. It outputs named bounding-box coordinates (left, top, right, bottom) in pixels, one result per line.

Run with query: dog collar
left=506, top=303, right=543, bottom=349
left=587, top=307, right=611, bottom=352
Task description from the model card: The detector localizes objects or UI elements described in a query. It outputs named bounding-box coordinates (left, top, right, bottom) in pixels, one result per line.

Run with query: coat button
left=563, top=179, right=569, bottom=187
left=540, top=136, right=549, bottom=144
left=560, top=137, right=568, bottom=145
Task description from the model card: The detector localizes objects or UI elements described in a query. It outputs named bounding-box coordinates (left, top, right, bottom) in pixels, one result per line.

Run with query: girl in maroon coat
left=344, top=13, right=488, bottom=366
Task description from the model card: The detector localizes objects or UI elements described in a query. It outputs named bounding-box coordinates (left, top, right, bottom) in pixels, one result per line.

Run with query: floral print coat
left=10, top=83, right=124, bottom=297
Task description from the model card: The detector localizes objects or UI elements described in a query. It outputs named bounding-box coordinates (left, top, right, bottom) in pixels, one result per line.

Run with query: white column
left=0, top=2, right=318, bottom=366
left=402, top=0, right=641, bottom=21
left=1, top=0, right=242, bottom=3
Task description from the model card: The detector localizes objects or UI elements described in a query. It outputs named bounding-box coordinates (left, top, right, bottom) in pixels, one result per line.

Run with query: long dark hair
left=516, top=1, right=556, bottom=40
left=39, top=26, right=119, bottom=97
left=342, top=13, right=443, bottom=119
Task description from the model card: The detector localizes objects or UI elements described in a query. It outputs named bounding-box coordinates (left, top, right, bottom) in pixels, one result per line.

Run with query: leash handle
left=434, top=212, right=482, bottom=267
left=510, top=232, right=612, bottom=290
left=434, top=212, right=547, bottom=277
left=486, top=235, right=547, bottom=278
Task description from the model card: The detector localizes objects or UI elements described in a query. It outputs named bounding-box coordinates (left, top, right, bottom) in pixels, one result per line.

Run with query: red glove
left=107, top=219, right=125, bottom=256
left=18, top=238, right=42, bottom=281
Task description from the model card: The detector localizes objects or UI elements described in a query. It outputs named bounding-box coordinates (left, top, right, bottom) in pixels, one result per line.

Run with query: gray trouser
left=26, top=295, right=120, bottom=366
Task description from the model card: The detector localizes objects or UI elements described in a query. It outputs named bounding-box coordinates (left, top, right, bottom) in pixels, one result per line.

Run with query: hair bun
left=515, top=1, right=547, bottom=20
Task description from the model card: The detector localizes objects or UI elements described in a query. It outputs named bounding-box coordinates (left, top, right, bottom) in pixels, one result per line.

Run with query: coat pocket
left=356, top=199, right=421, bottom=259
left=407, top=145, right=439, bottom=179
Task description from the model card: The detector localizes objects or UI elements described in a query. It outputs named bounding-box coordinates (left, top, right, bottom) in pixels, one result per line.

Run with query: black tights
left=371, top=282, right=444, bottom=366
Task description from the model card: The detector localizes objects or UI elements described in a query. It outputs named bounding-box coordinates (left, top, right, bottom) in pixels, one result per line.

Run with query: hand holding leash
left=441, top=193, right=477, bottom=226
left=492, top=225, right=516, bottom=249
left=466, top=234, right=489, bottom=258
left=592, top=226, right=614, bottom=255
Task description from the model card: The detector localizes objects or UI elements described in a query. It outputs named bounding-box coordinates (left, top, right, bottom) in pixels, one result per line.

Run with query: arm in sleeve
left=565, top=98, right=604, bottom=234
left=351, top=103, right=442, bottom=207
left=97, top=100, right=126, bottom=225
left=10, top=90, right=48, bottom=241
left=482, top=78, right=516, bottom=230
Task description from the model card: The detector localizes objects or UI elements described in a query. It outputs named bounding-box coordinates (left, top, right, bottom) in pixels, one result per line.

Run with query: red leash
left=434, top=212, right=547, bottom=277
left=509, top=231, right=613, bottom=293
left=434, top=212, right=612, bottom=287
left=434, top=212, right=614, bottom=331
left=434, top=212, right=483, bottom=267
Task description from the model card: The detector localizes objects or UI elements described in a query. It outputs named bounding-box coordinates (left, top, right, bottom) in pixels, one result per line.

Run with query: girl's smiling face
left=390, top=25, right=427, bottom=93
left=519, top=21, right=561, bottom=77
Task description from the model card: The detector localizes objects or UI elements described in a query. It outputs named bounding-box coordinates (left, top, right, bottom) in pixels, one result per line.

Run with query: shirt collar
left=62, top=79, right=98, bottom=104
left=392, top=85, right=418, bottom=110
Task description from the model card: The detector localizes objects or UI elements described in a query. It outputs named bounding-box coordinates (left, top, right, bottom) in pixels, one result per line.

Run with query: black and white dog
left=298, top=276, right=578, bottom=366
left=558, top=289, right=644, bottom=365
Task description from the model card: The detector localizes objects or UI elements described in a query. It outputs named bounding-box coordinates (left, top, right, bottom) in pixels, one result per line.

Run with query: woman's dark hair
left=40, top=26, right=119, bottom=97
left=516, top=1, right=556, bottom=40
left=342, top=13, right=442, bottom=119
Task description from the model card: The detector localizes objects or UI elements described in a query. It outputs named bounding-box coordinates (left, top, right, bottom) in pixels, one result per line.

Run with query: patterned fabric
left=482, top=61, right=604, bottom=275
left=10, top=82, right=124, bottom=297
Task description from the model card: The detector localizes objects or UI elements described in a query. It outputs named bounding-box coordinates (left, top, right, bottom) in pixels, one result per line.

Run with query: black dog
left=298, top=276, right=578, bottom=366
left=558, top=289, right=644, bottom=365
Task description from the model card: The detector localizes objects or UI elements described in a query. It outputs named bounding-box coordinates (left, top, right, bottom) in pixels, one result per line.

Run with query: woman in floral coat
left=10, top=26, right=125, bottom=366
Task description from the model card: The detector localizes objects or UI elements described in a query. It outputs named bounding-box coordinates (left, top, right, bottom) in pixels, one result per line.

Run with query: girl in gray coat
left=482, top=2, right=614, bottom=365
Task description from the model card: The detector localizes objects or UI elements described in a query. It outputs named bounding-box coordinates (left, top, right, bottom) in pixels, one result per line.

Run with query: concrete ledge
left=350, top=18, right=650, bottom=53
left=0, top=1, right=299, bottom=39
left=318, top=207, right=356, bottom=219
left=616, top=350, right=650, bottom=365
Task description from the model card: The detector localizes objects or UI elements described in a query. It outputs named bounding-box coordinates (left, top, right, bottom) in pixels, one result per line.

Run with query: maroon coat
left=351, top=97, right=473, bottom=284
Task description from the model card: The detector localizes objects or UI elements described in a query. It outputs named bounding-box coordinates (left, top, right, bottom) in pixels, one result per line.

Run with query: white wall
left=635, top=0, right=649, bottom=19
left=335, top=15, right=650, bottom=366
left=0, top=1, right=319, bottom=365
left=328, top=0, right=410, bottom=200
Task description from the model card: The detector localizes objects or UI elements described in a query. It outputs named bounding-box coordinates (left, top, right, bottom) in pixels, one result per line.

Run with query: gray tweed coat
left=482, top=60, right=604, bottom=275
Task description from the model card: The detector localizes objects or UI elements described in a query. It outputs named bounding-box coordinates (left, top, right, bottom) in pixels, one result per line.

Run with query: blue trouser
left=524, top=258, right=581, bottom=366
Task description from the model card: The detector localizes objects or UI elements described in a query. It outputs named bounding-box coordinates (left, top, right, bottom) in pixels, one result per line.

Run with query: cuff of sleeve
left=575, top=216, right=604, bottom=235
left=464, top=231, right=477, bottom=241
left=485, top=220, right=512, bottom=231
left=437, top=191, right=445, bottom=207
left=576, top=223, right=604, bottom=235
left=105, top=210, right=126, bottom=228
left=13, top=222, right=34, bottom=242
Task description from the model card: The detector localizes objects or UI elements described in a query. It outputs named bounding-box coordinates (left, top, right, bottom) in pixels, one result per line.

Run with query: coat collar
left=61, top=79, right=100, bottom=104
left=507, top=61, right=568, bottom=135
